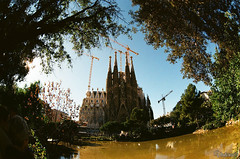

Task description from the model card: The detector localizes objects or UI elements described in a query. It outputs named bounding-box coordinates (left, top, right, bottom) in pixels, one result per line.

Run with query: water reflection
left=67, top=125, right=240, bottom=159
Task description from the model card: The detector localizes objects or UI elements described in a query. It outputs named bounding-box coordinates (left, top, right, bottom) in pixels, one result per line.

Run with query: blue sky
left=18, top=0, right=212, bottom=119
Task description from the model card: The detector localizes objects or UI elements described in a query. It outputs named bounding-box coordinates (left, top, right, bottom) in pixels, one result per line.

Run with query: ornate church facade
left=79, top=89, right=106, bottom=128
left=105, top=53, right=153, bottom=122
left=79, top=53, right=153, bottom=128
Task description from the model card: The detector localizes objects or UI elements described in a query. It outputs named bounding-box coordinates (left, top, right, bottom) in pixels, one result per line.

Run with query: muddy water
left=70, top=125, right=240, bottom=159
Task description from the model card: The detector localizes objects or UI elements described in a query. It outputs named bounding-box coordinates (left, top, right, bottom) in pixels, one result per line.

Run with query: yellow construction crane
left=107, top=45, right=126, bottom=72
left=83, top=53, right=99, bottom=91
left=73, top=49, right=100, bottom=91
left=107, top=37, right=139, bottom=64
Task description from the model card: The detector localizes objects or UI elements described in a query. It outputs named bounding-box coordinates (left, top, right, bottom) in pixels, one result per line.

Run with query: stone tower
left=79, top=88, right=106, bottom=128
left=105, top=53, right=153, bottom=122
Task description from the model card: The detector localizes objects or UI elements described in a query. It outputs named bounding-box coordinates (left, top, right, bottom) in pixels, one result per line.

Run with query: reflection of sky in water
left=63, top=125, right=240, bottom=159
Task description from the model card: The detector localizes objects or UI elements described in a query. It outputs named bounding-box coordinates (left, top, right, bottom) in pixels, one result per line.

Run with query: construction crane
left=81, top=53, right=99, bottom=91
left=107, top=37, right=139, bottom=64
left=107, top=45, right=125, bottom=72
left=72, top=49, right=100, bottom=91
left=158, top=90, right=173, bottom=116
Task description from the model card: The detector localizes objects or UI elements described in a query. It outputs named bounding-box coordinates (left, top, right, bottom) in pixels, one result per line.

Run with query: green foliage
left=101, top=107, right=151, bottom=138
left=0, top=0, right=129, bottom=86
left=211, top=51, right=240, bottom=123
left=38, top=122, right=60, bottom=143
left=10, top=82, right=47, bottom=129
left=180, top=84, right=204, bottom=125
left=0, top=82, right=46, bottom=129
left=100, top=121, right=123, bottom=136
left=37, top=119, right=80, bottom=147
left=130, top=107, right=149, bottom=124
left=154, top=84, right=211, bottom=130
left=0, top=82, right=81, bottom=157
left=20, top=82, right=45, bottom=127
left=122, top=107, right=150, bottom=139
left=131, top=0, right=240, bottom=84
left=123, top=119, right=149, bottom=139
left=152, top=115, right=172, bottom=127
left=29, top=129, right=47, bottom=159
left=59, top=120, right=79, bottom=143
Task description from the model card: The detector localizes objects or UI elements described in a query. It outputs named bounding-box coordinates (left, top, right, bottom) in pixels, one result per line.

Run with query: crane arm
left=107, top=45, right=117, bottom=52
left=93, top=56, right=99, bottom=60
left=81, top=52, right=99, bottom=60
left=75, top=52, right=99, bottom=91
left=158, top=90, right=173, bottom=103
left=129, top=49, right=139, bottom=55
left=108, top=37, right=127, bottom=49
left=107, top=45, right=125, bottom=54
left=165, top=90, right=173, bottom=98
left=107, top=37, right=139, bottom=56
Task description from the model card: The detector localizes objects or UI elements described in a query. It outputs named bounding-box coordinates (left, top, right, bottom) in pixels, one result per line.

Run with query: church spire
left=108, top=56, right=112, bottom=73
left=113, top=51, right=119, bottom=86
left=147, top=95, right=154, bottom=120
left=114, top=51, right=118, bottom=67
left=113, top=52, right=118, bottom=79
left=106, top=56, right=112, bottom=92
left=125, top=54, right=130, bottom=83
left=106, top=56, right=113, bottom=122
left=125, top=53, right=129, bottom=67
left=130, top=56, right=137, bottom=87
left=130, top=56, right=134, bottom=73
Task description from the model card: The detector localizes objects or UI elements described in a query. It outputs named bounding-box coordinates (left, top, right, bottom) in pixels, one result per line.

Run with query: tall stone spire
left=125, top=54, right=129, bottom=69
left=108, top=56, right=112, bottom=73
left=113, top=52, right=119, bottom=85
left=147, top=95, right=154, bottom=120
left=125, top=54, right=130, bottom=83
left=130, top=56, right=137, bottom=87
left=106, top=56, right=113, bottom=122
left=114, top=51, right=118, bottom=68
left=106, top=56, right=112, bottom=91
left=112, top=52, right=119, bottom=120
left=130, top=56, right=138, bottom=110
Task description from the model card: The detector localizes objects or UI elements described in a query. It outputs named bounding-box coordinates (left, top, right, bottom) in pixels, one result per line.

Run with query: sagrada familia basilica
left=79, top=53, right=153, bottom=128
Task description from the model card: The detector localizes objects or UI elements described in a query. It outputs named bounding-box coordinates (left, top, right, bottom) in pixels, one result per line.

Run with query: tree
left=100, top=121, right=123, bottom=136
left=18, top=82, right=45, bottom=128
left=0, top=0, right=128, bottom=86
left=151, top=115, right=172, bottom=128
left=163, top=84, right=208, bottom=128
left=0, top=81, right=47, bottom=128
left=0, top=81, right=44, bottom=123
left=130, top=107, right=149, bottom=124
left=131, top=0, right=240, bottom=84
left=211, top=51, right=240, bottom=123
left=169, top=101, right=182, bottom=127
left=180, top=84, right=204, bottom=127
left=59, top=120, right=79, bottom=144
left=40, top=81, right=79, bottom=121
left=123, top=107, right=150, bottom=138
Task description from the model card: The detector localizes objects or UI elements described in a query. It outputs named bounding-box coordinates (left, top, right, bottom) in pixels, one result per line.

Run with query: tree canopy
left=131, top=0, right=240, bottom=84
left=0, top=0, right=128, bottom=86
left=179, top=84, right=204, bottom=124
left=154, top=84, right=212, bottom=129
left=211, top=51, right=240, bottom=122
left=130, top=107, right=149, bottom=123
left=100, top=121, right=123, bottom=136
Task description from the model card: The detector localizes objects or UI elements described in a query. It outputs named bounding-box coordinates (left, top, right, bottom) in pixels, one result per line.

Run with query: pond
left=64, top=125, right=240, bottom=159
